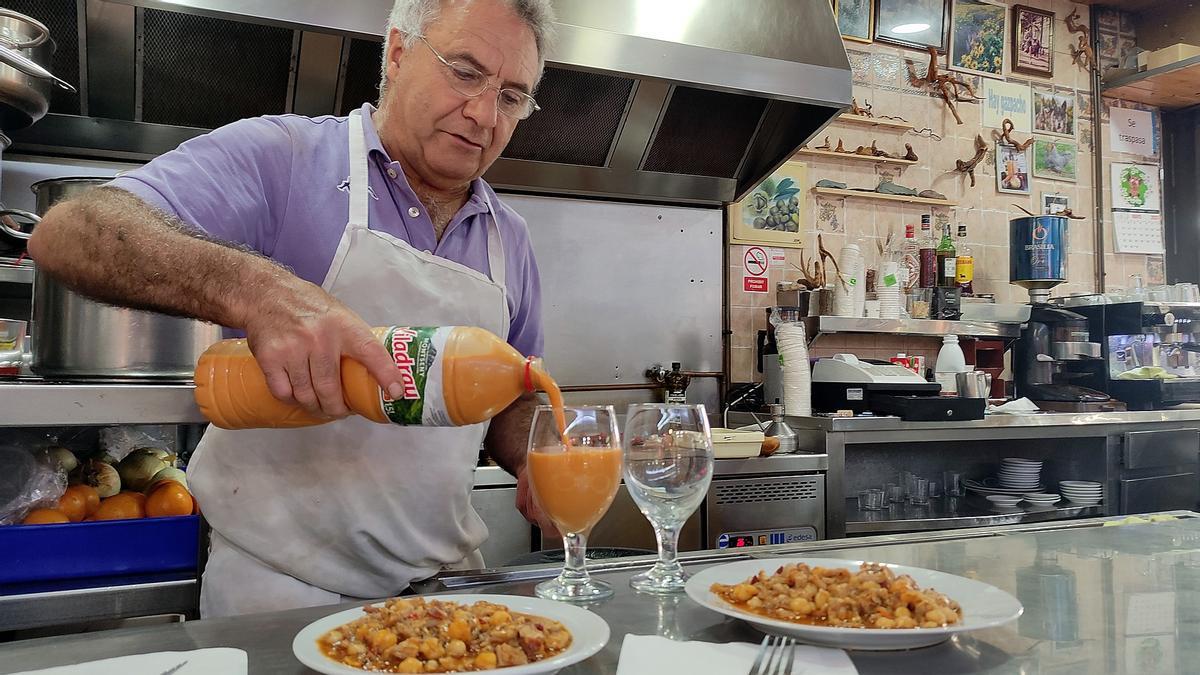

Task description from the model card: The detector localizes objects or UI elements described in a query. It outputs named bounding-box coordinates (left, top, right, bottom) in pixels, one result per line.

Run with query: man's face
left=379, top=0, right=539, bottom=191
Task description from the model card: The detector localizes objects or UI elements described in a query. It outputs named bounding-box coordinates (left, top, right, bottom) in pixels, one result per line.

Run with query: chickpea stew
left=318, top=597, right=573, bottom=672
left=710, top=562, right=963, bottom=629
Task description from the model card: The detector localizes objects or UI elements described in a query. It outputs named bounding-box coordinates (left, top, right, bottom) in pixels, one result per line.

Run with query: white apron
left=190, top=109, right=510, bottom=618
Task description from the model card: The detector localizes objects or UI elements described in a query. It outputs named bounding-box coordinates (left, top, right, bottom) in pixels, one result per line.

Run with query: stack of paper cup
left=877, top=261, right=902, bottom=319
left=775, top=321, right=811, bottom=416
left=831, top=244, right=865, bottom=317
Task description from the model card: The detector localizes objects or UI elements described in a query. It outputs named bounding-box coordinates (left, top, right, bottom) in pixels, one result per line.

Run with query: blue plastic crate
left=0, top=515, right=200, bottom=586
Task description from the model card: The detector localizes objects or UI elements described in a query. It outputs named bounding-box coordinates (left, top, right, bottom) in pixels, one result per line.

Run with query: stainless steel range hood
left=10, top=0, right=851, bottom=205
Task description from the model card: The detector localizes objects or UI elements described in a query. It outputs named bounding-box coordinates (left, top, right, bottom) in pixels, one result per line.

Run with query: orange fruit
left=23, top=508, right=69, bottom=525
left=69, top=484, right=101, bottom=516
left=146, top=481, right=195, bottom=518
left=93, top=492, right=145, bottom=521
left=57, top=485, right=100, bottom=522
left=120, top=490, right=147, bottom=508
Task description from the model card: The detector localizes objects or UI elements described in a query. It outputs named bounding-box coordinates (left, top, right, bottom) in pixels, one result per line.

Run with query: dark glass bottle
left=936, top=223, right=957, bottom=288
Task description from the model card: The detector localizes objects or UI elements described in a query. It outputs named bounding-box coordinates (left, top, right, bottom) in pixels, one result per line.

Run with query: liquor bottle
left=901, top=223, right=920, bottom=291
left=195, top=326, right=560, bottom=430
left=936, top=222, right=957, bottom=288
left=955, top=223, right=974, bottom=295
left=918, top=215, right=936, bottom=288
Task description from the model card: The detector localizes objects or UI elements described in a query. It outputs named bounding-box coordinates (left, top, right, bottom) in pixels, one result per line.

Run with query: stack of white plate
left=1022, top=492, right=1061, bottom=506
left=1059, top=480, right=1102, bottom=505
left=998, top=458, right=1043, bottom=491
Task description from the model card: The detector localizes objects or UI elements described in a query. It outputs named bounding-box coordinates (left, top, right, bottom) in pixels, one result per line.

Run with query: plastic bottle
left=955, top=223, right=974, bottom=295
left=195, top=326, right=558, bottom=430
left=934, top=335, right=967, bottom=394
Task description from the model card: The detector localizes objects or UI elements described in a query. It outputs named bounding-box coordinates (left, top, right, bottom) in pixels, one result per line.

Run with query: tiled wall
left=728, top=0, right=1163, bottom=384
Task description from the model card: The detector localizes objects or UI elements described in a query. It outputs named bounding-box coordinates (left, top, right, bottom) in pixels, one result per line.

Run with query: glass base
left=630, top=563, right=690, bottom=594
left=534, top=575, right=613, bottom=602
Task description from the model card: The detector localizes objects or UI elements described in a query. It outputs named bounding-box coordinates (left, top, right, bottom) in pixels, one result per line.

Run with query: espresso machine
left=1009, top=216, right=1112, bottom=410
left=1063, top=299, right=1200, bottom=409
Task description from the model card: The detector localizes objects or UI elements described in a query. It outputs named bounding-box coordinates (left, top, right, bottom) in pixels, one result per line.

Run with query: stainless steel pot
left=28, top=177, right=221, bottom=380
left=0, top=9, right=76, bottom=131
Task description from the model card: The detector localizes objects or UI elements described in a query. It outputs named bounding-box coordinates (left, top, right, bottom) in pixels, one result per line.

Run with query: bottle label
left=956, top=256, right=974, bottom=283
left=379, top=326, right=453, bottom=425
left=943, top=258, right=957, bottom=278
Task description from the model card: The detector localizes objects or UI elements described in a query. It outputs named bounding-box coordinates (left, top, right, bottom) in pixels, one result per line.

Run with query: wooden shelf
left=836, top=113, right=915, bottom=131
left=811, top=186, right=957, bottom=207
left=1102, top=55, right=1200, bottom=110
left=795, top=148, right=918, bottom=165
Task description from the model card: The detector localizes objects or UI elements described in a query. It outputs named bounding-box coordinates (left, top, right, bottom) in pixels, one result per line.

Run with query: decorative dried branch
left=908, top=47, right=984, bottom=125
left=849, top=98, right=873, bottom=117
left=1066, top=9, right=1096, bottom=73
left=814, top=136, right=832, bottom=150
left=955, top=134, right=988, bottom=187
left=903, top=144, right=918, bottom=162
left=997, top=119, right=1034, bottom=151
left=1058, top=209, right=1088, bottom=221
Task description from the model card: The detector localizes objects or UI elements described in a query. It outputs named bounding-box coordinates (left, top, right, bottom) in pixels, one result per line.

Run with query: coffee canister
left=1009, top=216, right=1067, bottom=302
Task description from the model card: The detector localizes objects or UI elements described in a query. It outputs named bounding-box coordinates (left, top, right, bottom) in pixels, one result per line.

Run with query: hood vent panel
left=338, top=38, right=382, bottom=117
left=502, top=67, right=634, bottom=167
left=141, top=10, right=294, bottom=129
left=643, top=87, right=767, bottom=179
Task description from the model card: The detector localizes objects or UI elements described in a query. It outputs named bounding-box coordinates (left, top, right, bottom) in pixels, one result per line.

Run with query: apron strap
left=347, top=110, right=370, bottom=227
left=479, top=190, right=507, bottom=290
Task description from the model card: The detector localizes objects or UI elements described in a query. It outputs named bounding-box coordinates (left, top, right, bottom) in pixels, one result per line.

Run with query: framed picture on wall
left=728, top=162, right=806, bottom=249
left=875, top=0, right=949, bottom=52
left=996, top=143, right=1031, bottom=194
left=1032, top=139, right=1077, bottom=182
left=838, top=0, right=874, bottom=43
left=1012, top=5, right=1054, bottom=77
left=1042, top=192, right=1069, bottom=215
left=949, top=0, right=1006, bottom=79
left=1033, top=88, right=1075, bottom=137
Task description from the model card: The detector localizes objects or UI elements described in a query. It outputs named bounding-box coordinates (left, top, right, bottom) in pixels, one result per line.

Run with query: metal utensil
left=956, top=370, right=992, bottom=399
left=748, top=635, right=796, bottom=675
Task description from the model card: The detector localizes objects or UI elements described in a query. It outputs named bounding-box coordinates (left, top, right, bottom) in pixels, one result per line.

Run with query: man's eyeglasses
left=418, top=36, right=540, bottom=120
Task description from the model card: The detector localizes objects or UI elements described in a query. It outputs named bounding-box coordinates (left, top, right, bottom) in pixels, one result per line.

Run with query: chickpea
left=419, top=636, right=444, bottom=660
left=397, top=657, right=424, bottom=674
left=367, top=628, right=397, bottom=653
left=446, top=639, right=467, bottom=657
left=447, top=618, right=471, bottom=642
left=475, top=651, right=498, bottom=669
left=731, top=584, right=758, bottom=602
left=489, top=610, right=512, bottom=625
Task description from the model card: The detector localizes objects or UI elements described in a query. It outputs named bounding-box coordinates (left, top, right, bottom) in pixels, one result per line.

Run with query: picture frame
left=1033, top=88, right=1075, bottom=137
left=1111, top=162, right=1161, bottom=212
left=996, top=142, right=1031, bottom=194
left=1032, top=138, right=1077, bottom=183
left=837, top=0, right=874, bottom=44
left=875, top=0, right=949, bottom=53
left=949, top=0, right=1007, bottom=79
left=1012, top=5, right=1054, bottom=77
left=1041, top=191, right=1069, bottom=215
left=728, top=162, right=806, bottom=249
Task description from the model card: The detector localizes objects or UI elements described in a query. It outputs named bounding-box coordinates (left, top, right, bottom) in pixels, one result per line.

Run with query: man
left=27, top=0, right=556, bottom=617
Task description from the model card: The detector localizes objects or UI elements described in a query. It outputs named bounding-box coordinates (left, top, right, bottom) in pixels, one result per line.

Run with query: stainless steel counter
left=472, top=453, right=830, bottom=487
left=3, top=513, right=1198, bottom=674
left=766, top=407, right=1200, bottom=433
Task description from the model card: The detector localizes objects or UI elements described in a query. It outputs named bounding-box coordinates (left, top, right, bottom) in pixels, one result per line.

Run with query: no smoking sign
left=742, top=246, right=768, bottom=293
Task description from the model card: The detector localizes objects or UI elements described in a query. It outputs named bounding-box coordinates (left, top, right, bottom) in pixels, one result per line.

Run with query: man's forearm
left=484, top=392, right=537, bottom=475
left=27, top=187, right=297, bottom=330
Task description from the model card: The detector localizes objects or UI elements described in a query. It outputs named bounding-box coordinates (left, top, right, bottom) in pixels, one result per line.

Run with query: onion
left=36, top=446, right=78, bottom=473
left=80, top=459, right=121, bottom=498
left=131, top=446, right=177, bottom=467
left=147, top=466, right=188, bottom=492
left=118, top=452, right=170, bottom=492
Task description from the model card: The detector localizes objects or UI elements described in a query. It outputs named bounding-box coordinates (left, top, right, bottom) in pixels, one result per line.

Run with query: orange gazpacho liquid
left=528, top=447, right=623, bottom=534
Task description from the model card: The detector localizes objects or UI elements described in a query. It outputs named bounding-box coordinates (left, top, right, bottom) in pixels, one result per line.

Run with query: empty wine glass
left=623, top=403, right=714, bottom=594
left=526, top=404, right=622, bottom=602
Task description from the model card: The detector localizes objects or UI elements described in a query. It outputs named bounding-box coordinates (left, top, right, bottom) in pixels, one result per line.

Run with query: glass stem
left=655, top=523, right=682, bottom=573
left=560, top=531, right=590, bottom=583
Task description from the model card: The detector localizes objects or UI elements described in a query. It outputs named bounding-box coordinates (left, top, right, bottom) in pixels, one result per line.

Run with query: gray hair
left=379, top=0, right=555, bottom=97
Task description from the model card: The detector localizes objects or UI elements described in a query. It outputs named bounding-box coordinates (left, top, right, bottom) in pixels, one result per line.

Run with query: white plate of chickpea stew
left=292, top=594, right=610, bottom=673
left=685, top=558, right=1022, bottom=651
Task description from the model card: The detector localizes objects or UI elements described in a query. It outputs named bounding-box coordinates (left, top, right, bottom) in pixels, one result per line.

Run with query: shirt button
left=408, top=207, right=420, bottom=218
left=387, top=168, right=398, bottom=178
left=423, top=249, right=432, bottom=255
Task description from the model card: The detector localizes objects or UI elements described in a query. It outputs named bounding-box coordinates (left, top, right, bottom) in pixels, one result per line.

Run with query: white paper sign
left=983, top=80, right=1032, bottom=132
left=1111, top=162, right=1161, bottom=212
left=1109, top=106, right=1153, bottom=155
left=768, top=247, right=788, bottom=268
left=1113, top=211, right=1164, bottom=254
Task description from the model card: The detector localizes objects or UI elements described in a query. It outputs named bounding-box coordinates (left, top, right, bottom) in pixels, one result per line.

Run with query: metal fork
left=747, top=635, right=796, bottom=675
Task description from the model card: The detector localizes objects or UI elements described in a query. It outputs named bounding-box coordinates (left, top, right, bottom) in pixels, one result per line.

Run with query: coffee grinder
left=1009, top=215, right=1111, bottom=410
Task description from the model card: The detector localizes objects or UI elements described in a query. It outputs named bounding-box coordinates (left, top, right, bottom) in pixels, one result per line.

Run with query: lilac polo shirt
left=107, top=103, right=543, bottom=357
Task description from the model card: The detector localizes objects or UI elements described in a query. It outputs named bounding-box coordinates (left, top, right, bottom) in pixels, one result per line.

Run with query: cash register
left=811, top=354, right=984, bottom=420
